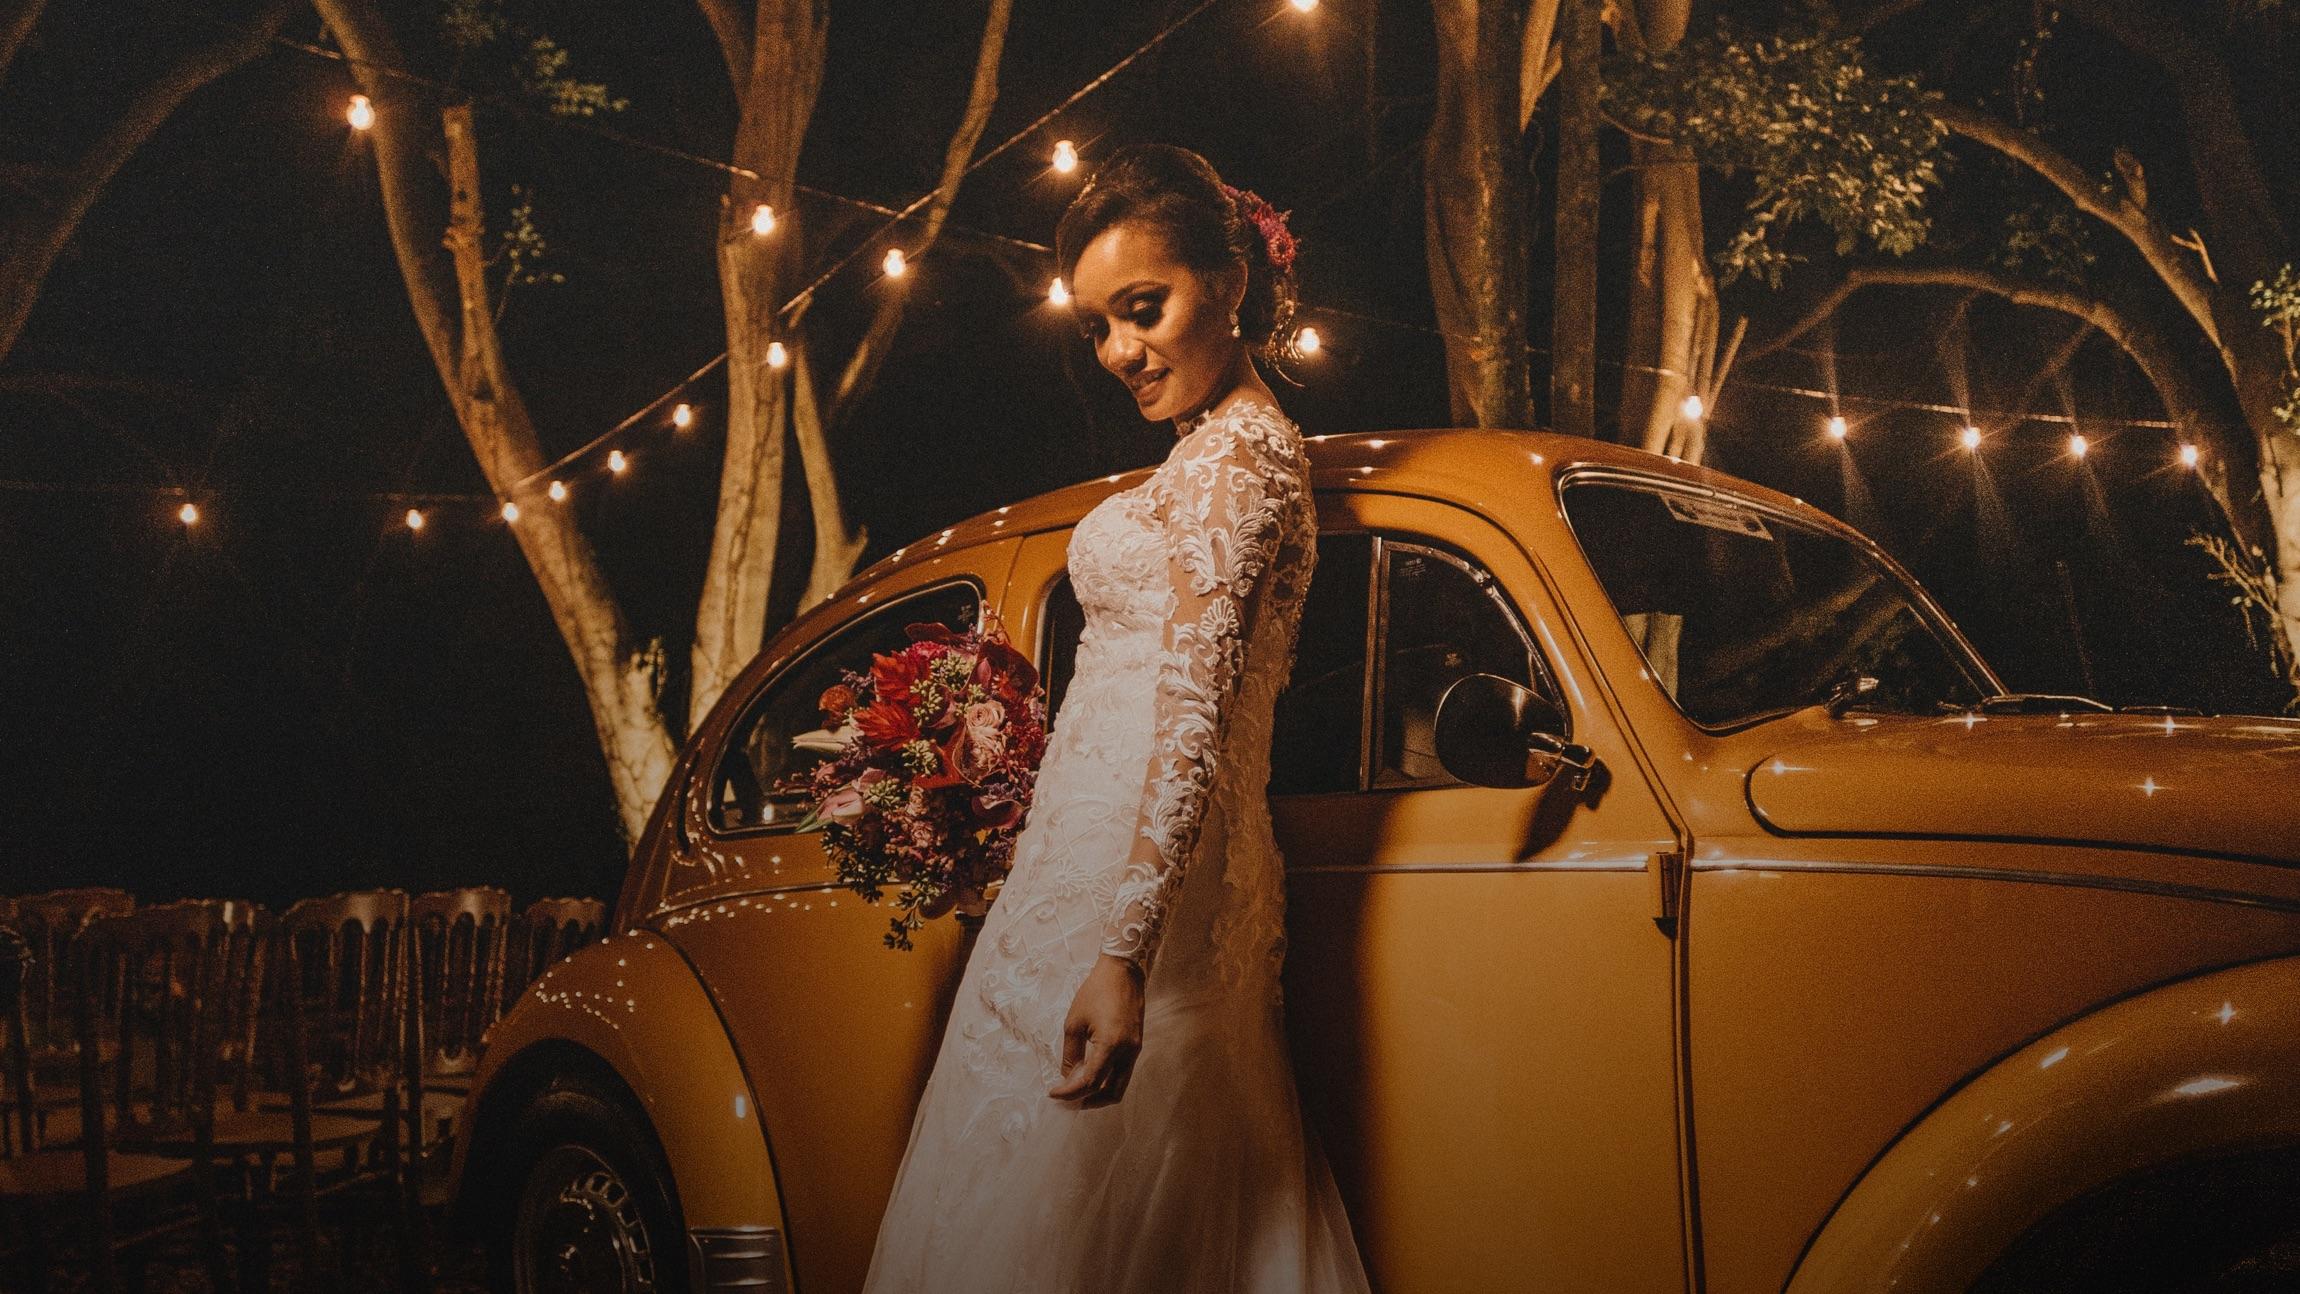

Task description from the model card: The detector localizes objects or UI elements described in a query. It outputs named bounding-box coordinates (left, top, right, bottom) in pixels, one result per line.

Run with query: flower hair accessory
left=1221, top=182, right=1297, bottom=275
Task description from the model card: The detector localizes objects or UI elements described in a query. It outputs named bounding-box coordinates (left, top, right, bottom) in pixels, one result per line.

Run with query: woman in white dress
left=862, top=144, right=1373, bottom=1293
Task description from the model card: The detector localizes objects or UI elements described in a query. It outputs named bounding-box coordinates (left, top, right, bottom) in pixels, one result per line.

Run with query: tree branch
left=0, top=0, right=47, bottom=91
left=1931, top=102, right=2221, bottom=349
left=2051, top=0, right=2286, bottom=271
left=826, top=0, right=1011, bottom=424
left=695, top=0, right=751, bottom=91
left=1746, top=264, right=2218, bottom=441
left=0, top=0, right=296, bottom=361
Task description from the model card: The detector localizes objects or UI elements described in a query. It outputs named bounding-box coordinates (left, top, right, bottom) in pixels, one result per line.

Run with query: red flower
left=818, top=683, right=857, bottom=722
left=854, top=701, right=920, bottom=749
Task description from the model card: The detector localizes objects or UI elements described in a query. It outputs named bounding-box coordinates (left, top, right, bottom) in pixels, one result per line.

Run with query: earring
left=1229, top=310, right=1241, bottom=338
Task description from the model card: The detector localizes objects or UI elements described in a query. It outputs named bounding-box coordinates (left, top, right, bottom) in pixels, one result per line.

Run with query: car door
left=1015, top=489, right=1690, bottom=1292
left=653, top=546, right=1014, bottom=1294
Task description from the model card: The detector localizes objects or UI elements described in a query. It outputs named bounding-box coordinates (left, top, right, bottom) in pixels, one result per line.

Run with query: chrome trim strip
left=688, top=1225, right=789, bottom=1293
left=1693, top=858, right=2300, bottom=914
left=1289, top=859, right=1648, bottom=875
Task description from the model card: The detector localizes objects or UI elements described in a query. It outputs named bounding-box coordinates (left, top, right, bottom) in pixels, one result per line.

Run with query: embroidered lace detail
left=1095, top=401, right=1315, bottom=974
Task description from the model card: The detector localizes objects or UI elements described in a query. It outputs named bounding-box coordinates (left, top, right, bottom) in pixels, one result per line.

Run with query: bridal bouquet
left=782, top=616, right=1049, bottom=950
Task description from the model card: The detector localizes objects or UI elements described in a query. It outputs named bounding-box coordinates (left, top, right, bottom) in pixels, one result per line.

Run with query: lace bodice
left=1066, top=398, right=1317, bottom=975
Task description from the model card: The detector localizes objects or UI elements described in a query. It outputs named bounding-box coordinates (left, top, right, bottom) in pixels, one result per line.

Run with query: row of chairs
left=0, top=886, right=606, bottom=1292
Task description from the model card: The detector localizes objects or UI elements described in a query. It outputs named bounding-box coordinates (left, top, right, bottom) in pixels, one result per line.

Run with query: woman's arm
left=1096, top=418, right=1300, bottom=975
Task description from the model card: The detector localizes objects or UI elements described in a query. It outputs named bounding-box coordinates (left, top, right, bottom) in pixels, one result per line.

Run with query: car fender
left=1785, top=954, right=2300, bottom=1294
left=448, top=931, right=788, bottom=1238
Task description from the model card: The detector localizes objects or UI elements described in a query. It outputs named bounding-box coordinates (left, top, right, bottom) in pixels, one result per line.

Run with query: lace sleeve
left=1099, top=415, right=1302, bottom=975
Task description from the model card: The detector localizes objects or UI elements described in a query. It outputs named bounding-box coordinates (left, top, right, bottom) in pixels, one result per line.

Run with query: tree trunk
left=1611, top=0, right=1716, bottom=460
left=1546, top=0, right=1598, bottom=436
left=315, top=0, right=677, bottom=847
left=1427, top=0, right=1535, bottom=430
left=0, top=0, right=296, bottom=364
left=690, top=0, right=831, bottom=734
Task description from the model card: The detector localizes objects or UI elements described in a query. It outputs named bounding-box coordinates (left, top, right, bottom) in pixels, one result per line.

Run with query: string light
left=766, top=341, right=789, bottom=368
left=1961, top=425, right=1984, bottom=451
left=548, top=480, right=568, bottom=502
left=882, top=248, right=909, bottom=279
left=405, top=508, right=425, bottom=531
left=2180, top=443, right=2201, bottom=468
left=608, top=449, right=628, bottom=473
left=501, top=500, right=520, bottom=522
left=1679, top=393, right=1706, bottom=422
left=1048, top=277, right=1070, bottom=307
left=2068, top=432, right=2089, bottom=460
left=1051, top=140, right=1079, bottom=174
left=672, top=402, right=695, bottom=429
left=1293, top=325, right=1322, bottom=356
left=1826, top=415, right=1849, bottom=440
left=346, top=94, right=374, bottom=131
left=178, top=502, right=199, bottom=526
left=749, top=203, right=777, bottom=236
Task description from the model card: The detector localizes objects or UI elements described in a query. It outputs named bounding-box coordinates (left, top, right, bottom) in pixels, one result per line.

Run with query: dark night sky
left=3, top=0, right=2286, bottom=907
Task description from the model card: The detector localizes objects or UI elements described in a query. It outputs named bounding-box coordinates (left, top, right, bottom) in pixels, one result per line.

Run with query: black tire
left=486, top=1079, right=686, bottom=1294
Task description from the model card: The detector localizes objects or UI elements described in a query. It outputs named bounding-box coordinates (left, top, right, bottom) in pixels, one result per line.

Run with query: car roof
left=843, top=426, right=1854, bottom=596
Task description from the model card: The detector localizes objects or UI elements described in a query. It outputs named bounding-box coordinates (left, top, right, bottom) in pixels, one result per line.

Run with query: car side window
left=1036, top=532, right=1373, bottom=797
left=1269, top=532, right=1373, bottom=795
left=708, top=581, right=981, bottom=835
left=1374, top=540, right=1547, bottom=788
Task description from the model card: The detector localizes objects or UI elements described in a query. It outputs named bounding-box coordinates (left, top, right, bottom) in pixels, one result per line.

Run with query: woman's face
left=1068, top=219, right=1243, bottom=424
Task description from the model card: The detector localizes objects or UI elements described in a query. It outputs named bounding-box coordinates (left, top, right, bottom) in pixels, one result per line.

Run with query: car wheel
left=491, top=1081, right=684, bottom=1294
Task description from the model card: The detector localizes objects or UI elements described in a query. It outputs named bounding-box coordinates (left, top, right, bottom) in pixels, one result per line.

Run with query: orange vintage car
left=447, top=428, right=2300, bottom=1294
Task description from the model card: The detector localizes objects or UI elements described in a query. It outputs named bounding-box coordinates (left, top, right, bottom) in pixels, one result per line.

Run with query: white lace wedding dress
left=862, top=398, right=1372, bottom=1293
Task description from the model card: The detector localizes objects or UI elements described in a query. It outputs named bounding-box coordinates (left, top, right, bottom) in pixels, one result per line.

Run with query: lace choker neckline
left=1175, top=397, right=1286, bottom=437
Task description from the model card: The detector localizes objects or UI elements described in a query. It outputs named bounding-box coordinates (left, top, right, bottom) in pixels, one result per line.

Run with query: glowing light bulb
left=1293, top=325, right=1322, bottom=356
left=1290, top=0, right=1318, bottom=11
left=749, top=203, right=776, bottom=236
left=548, top=480, right=568, bottom=502
left=405, top=508, right=425, bottom=531
left=346, top=94, right=375, bottom=131
left=501, top=500, right=520, bottom=522
left=1051, top=140, right=1078, bottom=174
left=1961, top=425, right=1983, bottom=451
left=1048, top=277, right=1071, bottom=307
left=882, top=248, right=908, bottom=278
left=2068, top=432, right=2089, bottom=459
left=178, top=502, right=199, bottom=526
left=672, top=402, right=695, bottom=429
left=766, top=341, right=789, bottom=368
left=1679, top=393, right=1706, bottom=422
left=2180, top=443, right=2201, bottom=468
left=1826, top=415, right=1848, bottom=440
left=608, top=449, right=628, bottom=473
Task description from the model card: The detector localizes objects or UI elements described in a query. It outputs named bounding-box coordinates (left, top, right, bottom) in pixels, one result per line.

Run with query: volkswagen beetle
left=448, top=428, right=2300, bottom=1294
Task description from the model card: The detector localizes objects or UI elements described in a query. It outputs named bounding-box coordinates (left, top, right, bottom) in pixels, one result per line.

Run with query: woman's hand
left=1048, top=953, right=1145, bottom=1106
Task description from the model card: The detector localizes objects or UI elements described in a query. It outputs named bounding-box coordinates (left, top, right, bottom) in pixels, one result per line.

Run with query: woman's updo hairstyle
left=1055, top=144, right=1299, bottom=365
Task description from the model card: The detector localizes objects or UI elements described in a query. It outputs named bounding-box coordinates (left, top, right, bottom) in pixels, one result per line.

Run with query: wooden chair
left=268, top=890, right=430, bottom=1291
left=7, top=903, right=255, bottom=1292
left=407, top=887, right=512, bottom=1103
left=9, top=889, right=134, bottom=1072
left=505, top=895, right=608, bottom=1012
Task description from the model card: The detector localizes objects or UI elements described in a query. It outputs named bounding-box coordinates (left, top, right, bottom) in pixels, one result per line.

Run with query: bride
left=861, top=143, right=1373, bottom=1293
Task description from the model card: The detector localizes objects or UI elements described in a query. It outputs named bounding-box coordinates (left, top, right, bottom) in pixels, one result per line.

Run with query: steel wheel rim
left=513, top=1143, right=659, bottom=1294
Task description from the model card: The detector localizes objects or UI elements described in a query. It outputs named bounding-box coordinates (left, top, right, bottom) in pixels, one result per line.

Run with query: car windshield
left=1560, top=477, right=1993, bottom=729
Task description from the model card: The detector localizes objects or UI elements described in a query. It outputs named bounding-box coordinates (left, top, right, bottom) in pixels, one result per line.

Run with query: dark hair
left=1054, top=144, right=1298, bottom=363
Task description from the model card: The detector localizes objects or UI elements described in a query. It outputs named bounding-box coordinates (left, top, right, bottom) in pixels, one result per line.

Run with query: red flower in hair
left=1221, top=182, right=1296, bottom=275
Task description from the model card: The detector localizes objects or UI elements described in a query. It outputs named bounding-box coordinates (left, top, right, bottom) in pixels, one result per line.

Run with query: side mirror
left=1433, top=673, right=1599, bottom=792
